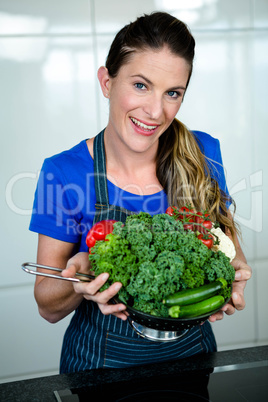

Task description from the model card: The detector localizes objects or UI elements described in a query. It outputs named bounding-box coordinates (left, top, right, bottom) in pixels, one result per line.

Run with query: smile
left=130, top=117, right=158, bottom=131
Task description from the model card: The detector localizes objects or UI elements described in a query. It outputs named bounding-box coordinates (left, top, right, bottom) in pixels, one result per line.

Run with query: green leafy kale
left=88, top=212, right=235, bottom=317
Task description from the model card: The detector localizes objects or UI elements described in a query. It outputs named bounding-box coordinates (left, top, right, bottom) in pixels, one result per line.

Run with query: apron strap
left=93, top=128, right=136, bottom=225
left=93, top=129, right=109, bottom=205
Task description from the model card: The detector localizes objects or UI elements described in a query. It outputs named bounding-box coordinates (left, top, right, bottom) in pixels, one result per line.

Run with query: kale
left=180, top=266, right=206, bottom=289
left=202, top=250, right=235, bottom=284
left=90, top=234, right=138, bottom=289
left=89, top=212, right=235, bottom=316
left=127, top=251, right=185, bottom=303
left=125, top=212, right=153, bottom=227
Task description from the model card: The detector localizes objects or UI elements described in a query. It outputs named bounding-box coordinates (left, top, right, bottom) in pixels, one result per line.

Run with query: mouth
left=130, top=117, right=159, bottom=134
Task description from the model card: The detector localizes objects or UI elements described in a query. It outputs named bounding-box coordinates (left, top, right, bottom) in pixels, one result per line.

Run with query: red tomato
left=178, top=206, right=194, bottom=221
left=200, top=220, right=212, bottom=234
left=165, top=206, right=178, bottom=216
left=195, top=212, right=212, bottom=233
left=197, top=233, right=214, bottom=249
left=194, top=211, right=203, bottom=224
left=183, top=223, right=194, bottom=231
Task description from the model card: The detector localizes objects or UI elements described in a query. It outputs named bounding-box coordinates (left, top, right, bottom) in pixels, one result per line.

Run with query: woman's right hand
left=62, top=252, right=128, bottom=320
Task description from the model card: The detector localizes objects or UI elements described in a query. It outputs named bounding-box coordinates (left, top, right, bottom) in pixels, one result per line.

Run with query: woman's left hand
left=209, top=258, right=252, bottom=322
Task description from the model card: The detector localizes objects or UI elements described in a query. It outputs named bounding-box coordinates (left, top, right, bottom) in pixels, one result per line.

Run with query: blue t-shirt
left=29, top=130, right=229, bottom=252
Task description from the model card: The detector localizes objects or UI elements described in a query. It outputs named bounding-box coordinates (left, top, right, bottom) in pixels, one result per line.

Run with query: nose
left=143, top=94, right=163, bottom=120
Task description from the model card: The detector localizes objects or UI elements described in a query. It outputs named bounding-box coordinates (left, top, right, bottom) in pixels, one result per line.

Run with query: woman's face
left=102, top=46, right=190, bottom=154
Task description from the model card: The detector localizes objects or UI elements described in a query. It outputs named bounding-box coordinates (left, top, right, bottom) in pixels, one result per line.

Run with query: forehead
left=118, top=47, right=190, bottom=84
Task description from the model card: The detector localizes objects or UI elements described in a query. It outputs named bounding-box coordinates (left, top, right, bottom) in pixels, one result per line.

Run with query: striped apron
left=60, top=130, right=217, bottom=373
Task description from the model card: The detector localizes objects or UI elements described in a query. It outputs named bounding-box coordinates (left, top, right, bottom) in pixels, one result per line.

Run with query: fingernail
left=233, top=292, right=239, bottom=300
left=235, top=272, right=241, bottom=280
left=114, top=283, right=122, bottom=292
left=102, top=273, right=109, bottom=281
left=118, top=305, right=125, bottom=311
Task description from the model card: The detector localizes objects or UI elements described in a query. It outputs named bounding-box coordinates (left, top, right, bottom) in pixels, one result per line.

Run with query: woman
left=30, top=12, right=251, bottom=373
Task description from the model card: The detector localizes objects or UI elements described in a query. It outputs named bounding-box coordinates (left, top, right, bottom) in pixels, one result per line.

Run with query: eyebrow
left=130, top=74, right=186, bottom=91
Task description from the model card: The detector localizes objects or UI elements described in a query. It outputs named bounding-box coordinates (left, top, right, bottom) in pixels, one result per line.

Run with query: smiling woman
left=29, top=11, right=251, bottom=374
left=97, top=46, right=189, bottom=161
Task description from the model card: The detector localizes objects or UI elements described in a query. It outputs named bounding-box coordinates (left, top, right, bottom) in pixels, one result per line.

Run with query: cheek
left=111, top=91, right=136, bottom=114
left=165, top=103, right=182, bottom=122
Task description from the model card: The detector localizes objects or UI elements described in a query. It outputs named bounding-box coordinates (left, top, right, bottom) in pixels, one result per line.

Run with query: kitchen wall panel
left=1, top=0, right=267, bottom=383
left=254, top=260, right=268, bottom=341
left=254, top=0, right=268, bottom=28
left=0, top=0, right=93, bottom=34
left=95, top=34, right=114, bottom=131
left=0, top=286, right=71, bottom=382
left=161, top=0, right=253, bottom=30
left=0, top=35, right=98, bottom=287
left=253, top=33, right=268, bottom=259
left=94, top=0, right=253, bottom=33
left=94, top=0, right=156, bottom=33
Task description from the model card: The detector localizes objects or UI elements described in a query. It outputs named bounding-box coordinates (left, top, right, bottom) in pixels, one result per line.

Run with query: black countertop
left=1, top=345, right=267, bottom=402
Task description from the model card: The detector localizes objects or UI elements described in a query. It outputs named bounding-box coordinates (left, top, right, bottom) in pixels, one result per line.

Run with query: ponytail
left=156, top=119, right=236, bottom=237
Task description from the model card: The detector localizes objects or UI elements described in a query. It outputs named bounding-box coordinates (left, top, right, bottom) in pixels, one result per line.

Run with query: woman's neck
left=103, top=128, right=162, bottom=195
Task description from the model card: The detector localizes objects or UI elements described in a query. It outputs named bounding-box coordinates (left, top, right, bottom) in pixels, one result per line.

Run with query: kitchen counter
left=1, top=345, right=267, bottom=401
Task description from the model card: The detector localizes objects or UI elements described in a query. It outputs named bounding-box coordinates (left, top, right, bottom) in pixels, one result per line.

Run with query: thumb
left=61, top=262, right=78, bottom=278
left=62, top=252, right=91, bottom=278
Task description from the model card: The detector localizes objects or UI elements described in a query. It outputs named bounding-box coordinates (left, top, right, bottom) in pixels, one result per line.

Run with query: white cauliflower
left=211, top=227, right=236, bottom=262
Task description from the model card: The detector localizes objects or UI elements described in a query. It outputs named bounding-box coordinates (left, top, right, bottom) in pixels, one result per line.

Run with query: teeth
left=131, top=117, right=157, bottom=130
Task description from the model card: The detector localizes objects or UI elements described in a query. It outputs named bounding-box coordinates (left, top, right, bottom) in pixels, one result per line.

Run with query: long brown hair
left=105, top=12, right=236, bottom=237
left=157, top=118, right=236, bottom=237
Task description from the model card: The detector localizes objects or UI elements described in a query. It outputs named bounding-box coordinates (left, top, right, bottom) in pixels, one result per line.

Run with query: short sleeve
left=29, top=158, right=83, bottom=243
left=193, top=131, right=232, bottom=209
left=208, top=138, right=229, bottom=194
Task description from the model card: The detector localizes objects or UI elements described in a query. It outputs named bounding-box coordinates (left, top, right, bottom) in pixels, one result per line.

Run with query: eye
left=167, top=90, right=181, bottom=99
left=134, top=82, right=146, bottom=90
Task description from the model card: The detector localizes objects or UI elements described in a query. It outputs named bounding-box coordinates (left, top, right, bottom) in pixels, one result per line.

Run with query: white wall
left=1, top=0, right=267, bottom=383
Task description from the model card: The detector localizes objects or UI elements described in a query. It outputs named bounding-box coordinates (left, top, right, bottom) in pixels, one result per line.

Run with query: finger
left=99, top=302, right=127, bottom=319
left=209, top=310, right=224, bottom=322
left=62, top=252, right=91, bottom=278
left=221, top=301, right=236, bottom=315
left=231, top=291, right=246, bottom=311
left=90, top=281, right=123, bottom=304
left=232, top=260, right=252, bottom=280
left=234, top=269, right=251, bottom=281
left=61, top=263, right=78, bottom=278
left=74, top=272, right=109, bottom=296
left=232, top=279, right=247, bottom=289
left=112, top=312, right=128, bottom=321
left=76, top=276, right=124, bottom=305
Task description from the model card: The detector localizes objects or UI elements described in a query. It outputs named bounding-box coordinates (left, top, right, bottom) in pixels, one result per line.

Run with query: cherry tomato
left=200, top=220, right=212, bottom=234
left=195, top=212, right=212, bottom=233
left=183, top=223, right=194, bottom=231
left=194, top=211, right=203, bottom=226
left=165, top=206, right=178, bottom=216
left=177, top=206, right=188, bottom=220
left=178, top=206, right=194, bottom=221
left=197, top=233, right=214, bottom=249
